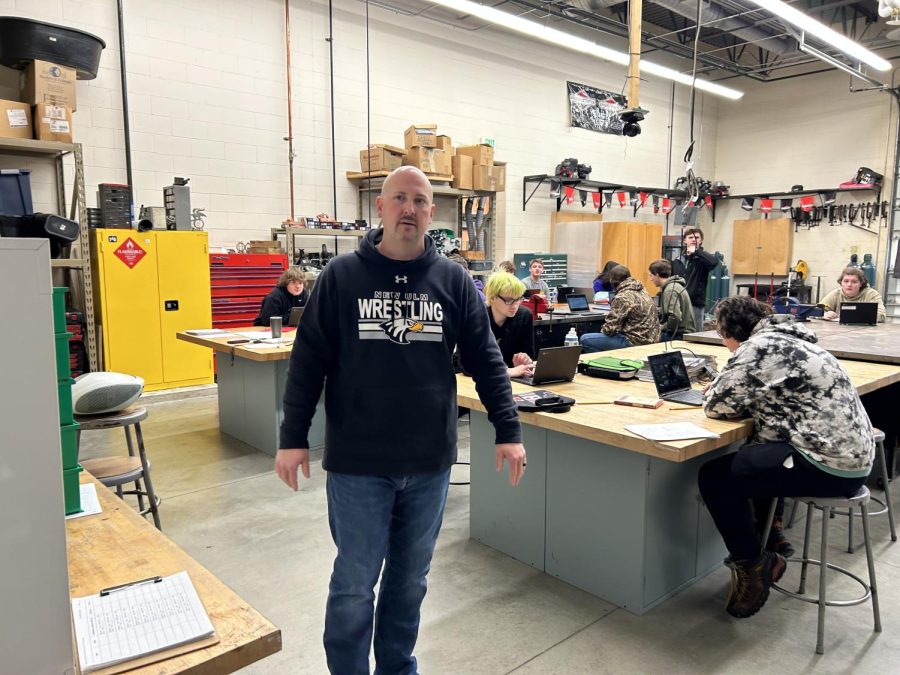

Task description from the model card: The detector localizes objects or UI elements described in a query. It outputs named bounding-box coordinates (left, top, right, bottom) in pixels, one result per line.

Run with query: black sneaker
left=765, top=517, right=796, bottom=558
left=723, top=551, right=786, bottom=619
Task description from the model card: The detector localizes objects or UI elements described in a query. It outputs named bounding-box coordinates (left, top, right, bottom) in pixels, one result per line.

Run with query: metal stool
left=76, top=406, right=162, bottom=529
left=762, top=488, right=881, bottom=654
left=786, top=429, right=896, bottom=552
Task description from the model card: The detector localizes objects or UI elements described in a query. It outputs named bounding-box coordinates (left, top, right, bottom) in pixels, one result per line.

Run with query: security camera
left=617, top=107, right=648, bottom=138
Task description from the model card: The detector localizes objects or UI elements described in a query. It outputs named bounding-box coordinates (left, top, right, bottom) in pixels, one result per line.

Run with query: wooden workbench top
left=457, top=341, right=900, bottom=463
left=67, top=473, right=281, bottom=673
left=177, top=328, right=294, bottom=362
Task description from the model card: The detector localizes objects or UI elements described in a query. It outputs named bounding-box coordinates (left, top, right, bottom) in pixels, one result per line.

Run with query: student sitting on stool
left=580, top=265, right=660, bottom=352
left=484, top=272, right=535, bottom=379
left=253, top=267, right=309, bottom=326
left=698, top=296, right=873, bottom=619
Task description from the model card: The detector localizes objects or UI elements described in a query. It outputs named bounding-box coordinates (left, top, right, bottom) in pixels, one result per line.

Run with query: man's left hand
left=495, top=443, right=527, bottom=487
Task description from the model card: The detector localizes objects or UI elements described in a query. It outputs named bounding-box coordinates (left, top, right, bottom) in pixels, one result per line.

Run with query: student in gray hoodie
left=648, top=258, right=694, bottom=340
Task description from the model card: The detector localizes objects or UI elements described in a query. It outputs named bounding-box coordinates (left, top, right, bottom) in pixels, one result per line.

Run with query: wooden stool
left=76, top=406, right=162, bottom=530
left=762, top=489, right=881, bottom=654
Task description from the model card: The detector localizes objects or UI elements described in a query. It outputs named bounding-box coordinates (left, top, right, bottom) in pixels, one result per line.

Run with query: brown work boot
left=723, top=551, right=786, bottom=618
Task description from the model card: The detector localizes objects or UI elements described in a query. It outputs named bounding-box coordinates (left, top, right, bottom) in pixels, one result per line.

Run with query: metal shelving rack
left=349, top=175, right=497, bottom=273
left=0, top=138, right=97, bottom=370
left=270, top=226, right=369, bottom=266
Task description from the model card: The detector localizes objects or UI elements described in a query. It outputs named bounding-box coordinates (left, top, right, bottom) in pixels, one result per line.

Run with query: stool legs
left=798, top=503, right=815, bottom=595
left=877, top=438, right=897, bottom=542
left=816, top=506, right=830, bottom=654
left=760, top=498, right=778, bottom=555
left=861, top=502, right=882, bottom=633
left=123, top=425, right=146, bottom=514
left=134, top=422, right=161, bottom=530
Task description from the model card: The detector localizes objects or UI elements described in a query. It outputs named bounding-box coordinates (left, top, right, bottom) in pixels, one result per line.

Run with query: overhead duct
left=566, top=0, right=794, bottom=55
left=645, top=0, right=795, bottom=55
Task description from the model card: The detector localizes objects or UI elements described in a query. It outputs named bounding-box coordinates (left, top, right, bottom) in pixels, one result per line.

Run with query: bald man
left=275, top=166, right=525, bottom=674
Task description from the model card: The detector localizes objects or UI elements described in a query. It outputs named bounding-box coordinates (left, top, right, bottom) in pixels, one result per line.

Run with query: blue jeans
left=324, top=469, right=451, bottom=675
left=580, top=332, right=630, bottom=353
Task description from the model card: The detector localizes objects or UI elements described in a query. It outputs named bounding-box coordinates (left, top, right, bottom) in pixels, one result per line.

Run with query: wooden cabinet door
left=757, top=218, right=792, bottom=275
left=731, top=220, right=762, bottom=274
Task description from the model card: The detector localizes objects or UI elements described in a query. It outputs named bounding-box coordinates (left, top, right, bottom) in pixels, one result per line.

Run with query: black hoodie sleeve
left=692, top=249, right=718, bottom=272
left=279, top=267, right=338, bottom=449
left=254, top=288, right=290, bottom=326
left=457, top=275, right=522, bottom=445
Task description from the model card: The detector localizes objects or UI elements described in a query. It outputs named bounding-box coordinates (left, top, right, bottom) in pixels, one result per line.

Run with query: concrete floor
left=77, top=392, right=900, bottom=674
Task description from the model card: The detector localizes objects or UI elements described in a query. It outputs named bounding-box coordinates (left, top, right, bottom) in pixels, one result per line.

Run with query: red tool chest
left=209, top=253, right=289, bottom=328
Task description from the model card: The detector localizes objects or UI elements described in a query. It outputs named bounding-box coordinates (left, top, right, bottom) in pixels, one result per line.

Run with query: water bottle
left=549, top=286, right=558, bottom=304
left=564, top=327, right=579, bottom=347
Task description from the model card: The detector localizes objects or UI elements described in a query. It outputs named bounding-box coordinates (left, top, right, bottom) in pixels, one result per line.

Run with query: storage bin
left=58, top=377, right=75, bottom=425
left=63, top=464, right=83, bottom=515
left=0, top=169, right=33, bottom=216
left=55, top=331, right=72, bottom=378
left=59, top=420, right=79, bottom=468
left=52, top=286, right=67, bottom=333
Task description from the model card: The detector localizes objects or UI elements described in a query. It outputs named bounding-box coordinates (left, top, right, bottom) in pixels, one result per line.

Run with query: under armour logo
left=395, top=275, right=408, bottom=284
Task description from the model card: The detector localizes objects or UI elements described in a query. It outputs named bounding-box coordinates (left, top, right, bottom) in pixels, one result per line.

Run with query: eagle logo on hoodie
left=379, top=317, right=424, bottom=344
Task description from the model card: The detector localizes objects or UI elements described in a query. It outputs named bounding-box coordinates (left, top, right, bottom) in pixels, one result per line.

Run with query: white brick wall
left=0, top=0, right=720, bottom=256
left=3, top=0, right=889, bottom=292
left=713, top=70, right=894, bottom=295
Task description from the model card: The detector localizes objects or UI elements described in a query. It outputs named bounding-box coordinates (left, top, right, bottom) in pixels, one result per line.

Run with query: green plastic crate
left=58, top=377, right=75, bottom=425
left=55, top=332, right=72, bottom=379
left=52, top=287, right=68, bottom=334
left=60, top=421, right=79, bottom=469
left=63, top=464, right=83, bottom=515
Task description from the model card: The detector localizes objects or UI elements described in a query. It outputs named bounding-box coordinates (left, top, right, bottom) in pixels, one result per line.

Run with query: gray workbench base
left=216, top=356, right=325, bottom=456
left=469, top=411, right=731, bottom=614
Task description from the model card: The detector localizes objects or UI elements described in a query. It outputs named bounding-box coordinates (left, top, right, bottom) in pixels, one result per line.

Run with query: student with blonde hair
left=484, top=272, right=535, bottom=378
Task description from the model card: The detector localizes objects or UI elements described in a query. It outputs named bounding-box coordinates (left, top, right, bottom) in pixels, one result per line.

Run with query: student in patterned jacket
left=698, top=296, right=874, bottom=619
left=579, top=265, right=660, bottom=352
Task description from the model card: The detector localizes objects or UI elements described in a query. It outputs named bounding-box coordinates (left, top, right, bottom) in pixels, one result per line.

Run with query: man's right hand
left=275, top=448, right=310, bottom=491
left=686, top=244, right=697, bottom=255
left=823, top=310, right=839, bottom=321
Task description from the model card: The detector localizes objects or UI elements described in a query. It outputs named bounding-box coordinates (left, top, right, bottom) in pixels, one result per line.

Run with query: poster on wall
left=567, top=81, right=626, bottom=135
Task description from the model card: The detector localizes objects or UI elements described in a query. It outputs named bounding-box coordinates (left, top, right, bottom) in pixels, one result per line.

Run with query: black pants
left=862, top=382, right=899, bottom=479
left=698, top=443, right=866, bottom=561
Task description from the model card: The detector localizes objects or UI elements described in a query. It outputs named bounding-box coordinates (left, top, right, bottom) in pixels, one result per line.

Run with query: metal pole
left=328, top=0, right=337, bottom=217
left=285, top=0, right=296, bottom=222
left=116, top=0, right=134, bottom=216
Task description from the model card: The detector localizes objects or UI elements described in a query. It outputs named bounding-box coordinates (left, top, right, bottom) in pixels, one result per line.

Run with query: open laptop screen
left=566, top=294, right=589, bottom=311
left=839, top=302, right=877, bottom=325
left=647, top=351, right=692, bottom=396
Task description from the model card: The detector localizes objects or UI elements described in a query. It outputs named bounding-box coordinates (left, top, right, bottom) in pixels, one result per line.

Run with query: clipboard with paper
left=71, top=570, right=218, bottom=674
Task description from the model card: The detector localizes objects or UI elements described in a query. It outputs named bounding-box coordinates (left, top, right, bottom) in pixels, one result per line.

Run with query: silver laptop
left=511, top=345, right=582, bottom=386
left=647, top=351, right=704, bottom=406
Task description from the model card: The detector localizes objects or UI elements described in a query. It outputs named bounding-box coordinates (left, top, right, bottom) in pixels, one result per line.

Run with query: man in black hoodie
left=671, top=228, right=718, bottom=332
left=275, top=166, right=525, bottom=674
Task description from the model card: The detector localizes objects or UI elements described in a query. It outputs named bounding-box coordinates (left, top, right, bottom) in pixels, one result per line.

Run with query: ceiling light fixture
left=747, top=0, right=891, bottom=71
left=424, top=0, right=744, bottom=100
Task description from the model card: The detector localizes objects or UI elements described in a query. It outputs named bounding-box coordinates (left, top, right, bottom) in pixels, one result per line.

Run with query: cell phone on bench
left=227, top=339, right=251, bottom=345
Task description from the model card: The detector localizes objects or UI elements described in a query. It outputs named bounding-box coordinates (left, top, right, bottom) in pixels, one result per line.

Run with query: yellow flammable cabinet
left=90, top=230, right=213, bottom=391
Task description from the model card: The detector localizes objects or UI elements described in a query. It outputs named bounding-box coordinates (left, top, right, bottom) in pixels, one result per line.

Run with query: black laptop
left=565, top=293, right=605, bottom=315
left=511, top=345, right=582, bottom=386
left=287, top=306, right=305, bottom=327
left=556, top=286, right=576, bottom=303
left=647, top=351, right=704, bottom=406
left=839, top=302, right=878, bottom=326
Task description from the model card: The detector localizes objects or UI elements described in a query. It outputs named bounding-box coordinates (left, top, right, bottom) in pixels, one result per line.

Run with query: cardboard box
left=436, top=135, right=452, bottom=152
left=22, top=60, right=77, bottom=111
left=0, top=99, right=32, bottom=139
left=34, top=103, right=73, bottom=143
left=403, top=147, right=451, bottom=175
left=404, top=124, right=437, bottom=148
left=456, top=143, right=494, bottom=166
left=359, top=144, right=405, bottom=172
left=493, top=162, right=506, bottom=192
left=451, top=154, right=473, bottom=190
left=434, top=148, right=451, bottom=176
left=473, top=165, right=496, bottom=191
